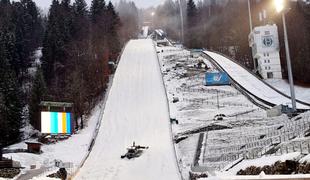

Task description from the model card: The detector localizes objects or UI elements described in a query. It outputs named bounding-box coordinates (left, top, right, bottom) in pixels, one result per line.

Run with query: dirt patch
left=189, top=171, right=208, bottom=180
left=47, top=168, right=67, bottom=180
left=0, top=168, right=20, bottom=179
left=180, top=123, right=232, bottom=136
left=237, top=160, right=310, bottom=175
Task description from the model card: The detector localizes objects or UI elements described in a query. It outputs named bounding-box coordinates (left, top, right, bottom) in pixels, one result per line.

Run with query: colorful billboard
left=205, top=72, right=230, bottom=86
left=41, top=112, right=72, bottom=134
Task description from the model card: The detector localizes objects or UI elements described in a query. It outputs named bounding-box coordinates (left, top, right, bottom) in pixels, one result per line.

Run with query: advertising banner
left=205, top=72, right=230, bottom=86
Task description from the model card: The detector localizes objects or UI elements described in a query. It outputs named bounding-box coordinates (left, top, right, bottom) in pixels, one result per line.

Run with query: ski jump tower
left=249, top=24, right=283, bottom=79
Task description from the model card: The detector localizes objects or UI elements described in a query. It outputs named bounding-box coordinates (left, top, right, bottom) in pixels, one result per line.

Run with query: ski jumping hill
left=75, top=39, right=181, bottom=180
left=203, top=51, right=310, bottom=111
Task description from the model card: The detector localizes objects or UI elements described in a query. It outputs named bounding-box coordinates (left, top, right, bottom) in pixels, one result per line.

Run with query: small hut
left=25, top=141, right=42, bottom=154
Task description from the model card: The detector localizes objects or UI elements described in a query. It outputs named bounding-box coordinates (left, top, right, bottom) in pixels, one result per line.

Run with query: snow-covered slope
left=75, top=39, right=181, bottom=180
left=204, top=51, right=310, bottom=110
left=266, top=79, right=310, bottom=103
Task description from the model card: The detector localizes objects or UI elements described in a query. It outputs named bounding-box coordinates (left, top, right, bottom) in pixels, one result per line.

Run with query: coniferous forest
left=0, top=0, right=139, bottom=146
left=1, top=0, right=309, bottom=147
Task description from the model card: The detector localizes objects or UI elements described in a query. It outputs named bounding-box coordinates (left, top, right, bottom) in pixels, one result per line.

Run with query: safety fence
left=176, top=87, right=238, bottom=95
left=162, top=51, right=190, bottom=60
left=182, top=98, right=254, bottom=108
left=226, top=109, right=261, bottom=117
left=200, top=114, right=310, bottom=170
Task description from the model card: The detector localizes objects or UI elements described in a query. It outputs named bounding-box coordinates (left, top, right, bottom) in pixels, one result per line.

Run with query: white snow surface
left=142, top=26, right=149, bottom=38
left=3, top=102, right=102, bottom=169
left=204, top=51, right=310, bottom=110
left=265, top=79, right=310, bottom=103
left=221, top=152, right=301, bottom=176
left=75, top=39, right=181, bottom=180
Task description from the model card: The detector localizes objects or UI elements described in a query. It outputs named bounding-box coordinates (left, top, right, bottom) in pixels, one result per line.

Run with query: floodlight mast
left=274, top=0, right=296, bottom=112
left=274, top=0, right=285, bottom=13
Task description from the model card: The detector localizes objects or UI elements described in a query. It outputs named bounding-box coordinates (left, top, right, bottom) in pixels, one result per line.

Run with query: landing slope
left=204, top=51, right=309, bottom=110
left=75, top=39, right=181, bottom=180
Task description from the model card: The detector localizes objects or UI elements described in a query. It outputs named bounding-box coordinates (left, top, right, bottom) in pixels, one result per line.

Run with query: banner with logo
left=205, top=72, right=230, bottom=86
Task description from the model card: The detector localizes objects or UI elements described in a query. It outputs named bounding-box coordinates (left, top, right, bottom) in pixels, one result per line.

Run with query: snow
left=156, top=46, right=269, bottom=179
left=33, top=48, right=42, bottom=66
left=265, top=79, right=310, bottom=103
left=28, top=48, right=43, bottom=77
left=142, top=26, right=149, bottom=38
left=202, top=174, right=310, bottom=180
left=156, top=45, right=310, bottom=179
left=204, top=51, right=310, bottom=110
left=75, top=39, right=181, bottom=180
left=299, top=153, right=310, bottom=163
left=221, top=152, right=301, bottom=176
left=3, top=100, right=103, bottom=178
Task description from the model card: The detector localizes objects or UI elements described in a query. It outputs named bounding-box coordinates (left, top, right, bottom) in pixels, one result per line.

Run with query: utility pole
left=178, top=0, right=184, bottom=43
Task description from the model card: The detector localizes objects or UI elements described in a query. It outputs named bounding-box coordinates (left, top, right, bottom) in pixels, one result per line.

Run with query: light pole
left=247, top=0, right=253, bottom=32
left=274, top=0, right=296, bottom=112
left=178, top=0, right=184, bottom=43
left=151, top=12, right=155, bottom=29
left=248, top=0, right=257, bottom=70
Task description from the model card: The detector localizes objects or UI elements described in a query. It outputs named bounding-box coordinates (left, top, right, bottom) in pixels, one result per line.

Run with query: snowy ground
left=157, top=46, right=264, bottom=178
left=204, top=51, right=310, bottom=110
left=3, top=42, right=310, bottom=180
left=266, top=79, right=310, bottom=103
left=75, top=39, right=181, bottom=180
left=1, top=101, right=103, bottom=180
left=157, top=45, right=310, bottom=179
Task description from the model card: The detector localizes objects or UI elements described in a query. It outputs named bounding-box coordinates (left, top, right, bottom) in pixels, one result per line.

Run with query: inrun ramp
left=204, top=51, right=310, bottom=110
left=75, top=39, right=181, bottom=180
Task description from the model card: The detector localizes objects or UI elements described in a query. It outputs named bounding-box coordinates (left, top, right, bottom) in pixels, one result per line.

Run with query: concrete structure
left=267, top=104, right=294, bottom=117
left=190, top=49, right=204, bottom=58
left=249, top=24, right=282, bottom=79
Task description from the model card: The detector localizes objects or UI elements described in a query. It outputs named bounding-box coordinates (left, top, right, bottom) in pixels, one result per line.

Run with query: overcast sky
left=31, top=0, right=165, bottom=10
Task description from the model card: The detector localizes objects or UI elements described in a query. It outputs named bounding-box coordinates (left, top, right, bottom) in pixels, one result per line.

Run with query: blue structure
left=205, top=72, right=230, bottom=86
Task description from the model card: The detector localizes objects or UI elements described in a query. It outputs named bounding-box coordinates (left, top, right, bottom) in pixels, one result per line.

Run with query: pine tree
left=0, top=0, right=10, bottom=6
left=72, top=0, right=89, bottom=40
left=42, top=0, right=74, bottom=98
left=106, top=1, right=121, bottom=56
left=187, top=0, right=197, bottom=27
left=0, top=31, right=23, bottom=146
left=186, top=0, right=199, bottom=48
left=11, top=2, right=29, bottom=78
left=73, top=0, right=88, bottom=16
left=90, top=0, right=106, bottom=52
left=90, top=0, right=106, bottom=23
left=3, top=0, right=43, bottom=80
left=60, top=0, right=73, bottom=43
left=42, top=0, right=60, bottom=83
left=29, top=68, right=46, bottom=130
left=21, top=0, right=43, bottom=50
